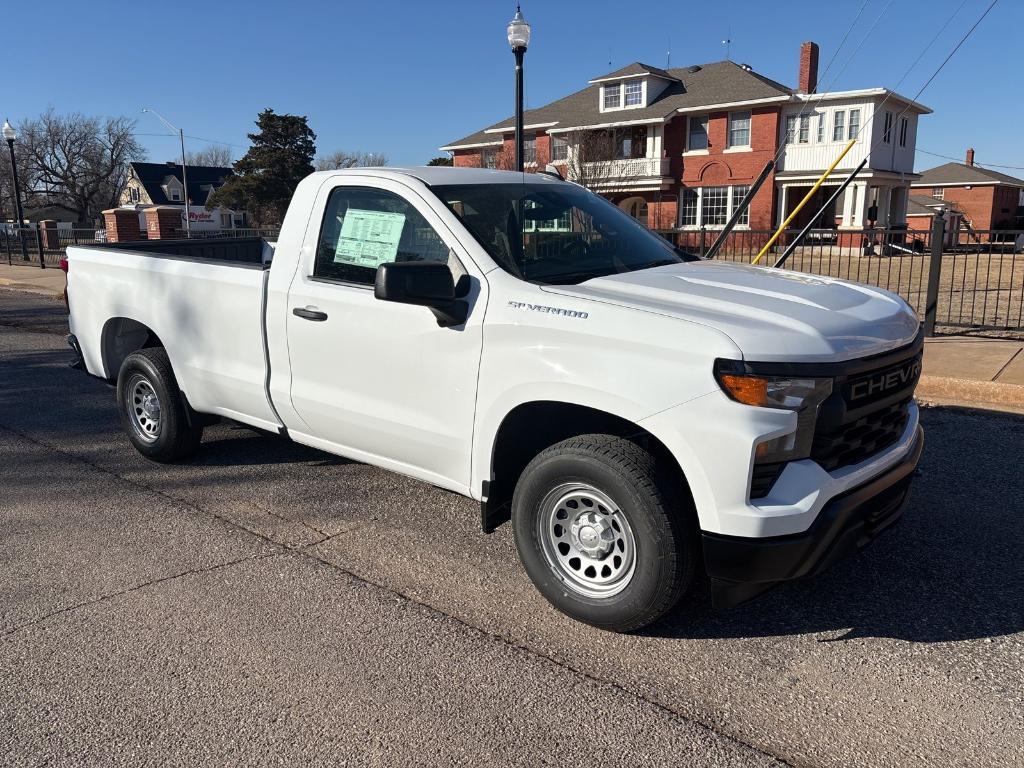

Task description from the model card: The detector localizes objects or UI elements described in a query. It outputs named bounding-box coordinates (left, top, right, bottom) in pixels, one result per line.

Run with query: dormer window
left=624, top=80, right=642, bottom=106
left=604, top=84, right=621, bottom=109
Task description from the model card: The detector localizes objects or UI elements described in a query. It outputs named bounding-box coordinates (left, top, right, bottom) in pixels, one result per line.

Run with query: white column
left=850, top=182, right=869, bottom=227
left=778, top=184, right=789, bottom=227
left=874, top=185, right=890, bottom=227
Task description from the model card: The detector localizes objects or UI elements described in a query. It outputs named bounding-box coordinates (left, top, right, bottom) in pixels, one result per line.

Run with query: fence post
left=35, top=227, right=46, bottom=269
left=923, top=210, right=945, bottom=337
left=3, top=231, right=10, bottom=266
left=699, top=226, right=707, bottom=258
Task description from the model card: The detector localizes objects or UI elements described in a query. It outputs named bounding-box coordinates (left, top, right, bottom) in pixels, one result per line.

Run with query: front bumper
left=702, top=425, right=923, bottom=608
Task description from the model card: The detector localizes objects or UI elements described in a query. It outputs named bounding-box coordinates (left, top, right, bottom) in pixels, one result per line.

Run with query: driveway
left=1, top=289, right=1021, bottom=766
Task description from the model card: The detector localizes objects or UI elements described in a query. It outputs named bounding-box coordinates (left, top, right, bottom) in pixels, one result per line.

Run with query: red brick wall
left=145, top=207, right=183, bottom=239
left=678, top=107, right=779, bottom=229
left=453, top=150, right=482, bottom=168
left=103, top=209, right=141, bottom=242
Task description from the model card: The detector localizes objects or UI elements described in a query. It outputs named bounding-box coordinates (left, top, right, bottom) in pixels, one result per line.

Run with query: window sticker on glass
left=334, top=208, right=406, bottom=268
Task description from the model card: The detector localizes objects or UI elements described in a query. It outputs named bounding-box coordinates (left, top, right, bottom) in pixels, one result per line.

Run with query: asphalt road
left=1, top=288, right=1022, bottom=767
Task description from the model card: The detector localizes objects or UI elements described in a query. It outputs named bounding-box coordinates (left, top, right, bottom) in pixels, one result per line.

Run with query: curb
left=916, top=374, right=1024, bottom=416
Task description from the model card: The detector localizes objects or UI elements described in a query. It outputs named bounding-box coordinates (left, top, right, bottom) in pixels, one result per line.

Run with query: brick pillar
left=145, top=206, right=184, bottom=239
left=39, top=220, right=60, bottom=250
left=102, top=208, right=142, bottom=242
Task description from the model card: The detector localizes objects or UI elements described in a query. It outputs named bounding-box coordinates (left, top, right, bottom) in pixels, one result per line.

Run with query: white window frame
left=678, top=184, right=752, bottom=229
left=550, top=135, right=568, bottom=161
left=848, top=108, right=861, bottom=141
left=932, top=187, right=944, bottom=200
left=727, top=111, right=751, bottom=148
left=687, top=114, right=709, bottom=151
left=832, top=110, right=846, bottom=142
left=523, top=134, right=537, bottom=165
left=784, top=114, right=797, bottom=144
left=798, top=114, right=810, bottom=144
left=816, top=112, right=825, bottom=143
left=482, top=146, right=499, bottom=169
left=624, top=80, right=643, bottom=107
left=603, top=83, right=621, bottom=110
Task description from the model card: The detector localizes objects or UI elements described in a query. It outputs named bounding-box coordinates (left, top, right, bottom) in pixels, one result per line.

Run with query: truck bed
left=66, top=237, right=281, bottom=432
left=91, top=236, right=272, bottom=267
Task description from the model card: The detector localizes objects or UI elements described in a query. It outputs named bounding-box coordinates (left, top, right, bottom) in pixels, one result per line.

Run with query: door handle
left=292, top=307, right=328, bottom=322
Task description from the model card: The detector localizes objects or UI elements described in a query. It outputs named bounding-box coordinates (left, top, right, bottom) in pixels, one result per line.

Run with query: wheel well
left=100, top=317, right=164, bottom=379
left=483, top=401, right=691, bottom=532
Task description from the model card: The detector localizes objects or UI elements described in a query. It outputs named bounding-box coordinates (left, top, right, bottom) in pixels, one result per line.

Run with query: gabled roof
left=913, top=162, right=1024, bottom=187
left=441, top=60, right=793, bottom=150
left=589, top=62, right=680, bottom=83
left=906, top=194, right=948, bottom=216
left=129, top=161, right=234, bottom=206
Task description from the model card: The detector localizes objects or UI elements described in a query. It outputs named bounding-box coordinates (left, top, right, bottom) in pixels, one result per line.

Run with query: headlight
left=714, top=360, right=833, bottom=464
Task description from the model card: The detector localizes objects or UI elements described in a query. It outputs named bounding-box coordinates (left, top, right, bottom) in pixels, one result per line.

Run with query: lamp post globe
left=3, top=119, right=29, bottom=263
left=507, top=5, right=531, bottom=172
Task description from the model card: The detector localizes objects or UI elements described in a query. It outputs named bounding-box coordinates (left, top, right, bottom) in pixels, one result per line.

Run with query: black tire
left=512, top=434, right=696, bottom=632
left=116, top=347, right=203, bottom=462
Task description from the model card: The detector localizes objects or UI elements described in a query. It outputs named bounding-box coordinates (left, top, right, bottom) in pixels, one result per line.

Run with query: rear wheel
left=512, top=434, right=696, bottom=632
left=117, top=348, right=203, bottom=462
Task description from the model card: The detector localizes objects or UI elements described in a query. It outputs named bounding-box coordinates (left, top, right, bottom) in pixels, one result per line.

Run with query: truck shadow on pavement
left=193, top=426, right=353, bottom=468
left=650, top=406, right=1024, bottom=644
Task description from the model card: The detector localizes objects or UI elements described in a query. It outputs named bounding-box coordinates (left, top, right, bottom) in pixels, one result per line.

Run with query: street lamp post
left=3, top=120, right=29, bottom=262
left=142, top=108, right=192, bottom=237
left=507, top=5, right=531, bottom=172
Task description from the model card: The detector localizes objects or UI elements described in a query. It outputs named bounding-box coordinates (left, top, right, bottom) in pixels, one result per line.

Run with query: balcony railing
left=570, top=157, right=671, bottom=187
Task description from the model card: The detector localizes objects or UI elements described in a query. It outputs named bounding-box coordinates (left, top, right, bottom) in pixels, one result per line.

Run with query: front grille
left=811, top=397, right=911, bottom=471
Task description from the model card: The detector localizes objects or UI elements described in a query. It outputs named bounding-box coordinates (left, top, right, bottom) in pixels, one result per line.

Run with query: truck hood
left=545, top=260, right=920, bottom=362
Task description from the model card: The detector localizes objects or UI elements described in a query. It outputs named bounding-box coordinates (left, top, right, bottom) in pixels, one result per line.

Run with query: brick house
left=119, top=161, right=247, bottom=233
left=441, top=42, right=930, bottom=236
left=909, top=149, right=1024, bottom=235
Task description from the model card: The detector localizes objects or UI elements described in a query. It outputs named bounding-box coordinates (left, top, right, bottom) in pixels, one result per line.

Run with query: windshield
left=432, top=181, right=698, bottom=285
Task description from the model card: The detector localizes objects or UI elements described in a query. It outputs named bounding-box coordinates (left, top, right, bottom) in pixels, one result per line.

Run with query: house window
left=687, top=115, right=708, bottom=150
left=832, top=111, right=846, bottom=141
left=816, top=112, right=825, bottom=143
left=220, top=213, right=232, bottom=227
left=899, top=117, right=909, bottom=147
left=550, top=135, right=568, bottom=161
left=883, top=110, right=893, bottom=143
left=523, top=134, right=536, bottom=164
left=680, top=188, right=698, bottom=227
left=798, top=115, right=810, bottom=144
left=848, top=109, right=861, bottom=141
left=728, top=111, right=751, bottom=148
left=169, top=189, right=181, bottom=201
left=603, top=84, right=621, bottom=109
left=483, top=147, right=499, bottom=169
left=932, top=187, right=944, bottom=200
left=678, top=185, right=752, bottom=228
left=784, top=115, right=797, bottom=144
left=624, top=80, right=643, bottom=106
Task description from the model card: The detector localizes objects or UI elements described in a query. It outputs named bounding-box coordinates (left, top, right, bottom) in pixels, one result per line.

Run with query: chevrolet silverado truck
left=66, top=167, right=923, bottom=632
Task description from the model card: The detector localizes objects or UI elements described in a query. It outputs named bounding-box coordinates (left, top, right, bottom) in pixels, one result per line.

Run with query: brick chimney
left=965, top=147, right=975, bottom=166
left=798, top=41, right=819, bottom=94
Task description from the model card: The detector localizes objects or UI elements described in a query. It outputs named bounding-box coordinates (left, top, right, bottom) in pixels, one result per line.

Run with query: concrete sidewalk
left=918, top=336, right=1024, bottom=414
left=0, top=262, right=66, bottom=297
left=2, top=261, right=1022, bottom=413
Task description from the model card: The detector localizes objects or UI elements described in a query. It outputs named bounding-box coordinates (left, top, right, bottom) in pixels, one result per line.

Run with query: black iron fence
left=656, top=221, right=1024, bottom=338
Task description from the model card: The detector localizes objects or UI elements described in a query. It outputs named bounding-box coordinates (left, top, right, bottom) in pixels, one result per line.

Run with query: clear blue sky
left=6, top=0, right=1020, bottom=173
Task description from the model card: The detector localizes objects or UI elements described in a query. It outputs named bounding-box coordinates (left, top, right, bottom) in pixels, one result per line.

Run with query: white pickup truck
left=67, top=167, right=923, bottom=631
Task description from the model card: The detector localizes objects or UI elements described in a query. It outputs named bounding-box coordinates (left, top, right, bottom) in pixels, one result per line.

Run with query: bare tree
left=185, top=145, right=234, bottom=167
left=561, top=127, right=650, bottom=193
left=316, top=150, right=388, bottom=171
left=16, top=109, right=145, bottom=225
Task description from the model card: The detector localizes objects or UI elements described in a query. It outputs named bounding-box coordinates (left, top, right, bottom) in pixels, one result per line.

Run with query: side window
left=314, top=186, right=452, bottom=285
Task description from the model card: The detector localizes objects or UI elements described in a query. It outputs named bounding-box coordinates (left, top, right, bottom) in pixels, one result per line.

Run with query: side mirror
left=374, top=261, right=469, bottom=327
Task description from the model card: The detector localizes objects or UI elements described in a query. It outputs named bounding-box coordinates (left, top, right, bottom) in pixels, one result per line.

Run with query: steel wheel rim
left=127, top=374, right=161, bottom=443
left=537, top=482, right=637, bottom=598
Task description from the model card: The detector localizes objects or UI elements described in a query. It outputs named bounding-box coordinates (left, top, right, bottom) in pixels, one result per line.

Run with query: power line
left=916, top=147, right=1024, bottom=171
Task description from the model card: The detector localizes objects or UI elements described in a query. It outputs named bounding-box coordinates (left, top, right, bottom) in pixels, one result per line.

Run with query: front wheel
left=512, top=434, right=696, bottom=632
left=117, top=347, right=203, bottom=462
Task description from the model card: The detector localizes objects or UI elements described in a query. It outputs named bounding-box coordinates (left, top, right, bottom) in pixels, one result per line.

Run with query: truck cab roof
left=305, top=166, right=565, bottom=188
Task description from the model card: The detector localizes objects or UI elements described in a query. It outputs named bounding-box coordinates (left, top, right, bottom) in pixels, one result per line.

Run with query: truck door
left=283, top=179, right=485, bottom=493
